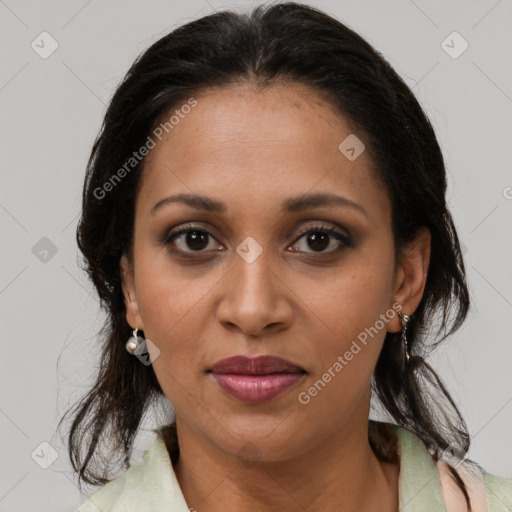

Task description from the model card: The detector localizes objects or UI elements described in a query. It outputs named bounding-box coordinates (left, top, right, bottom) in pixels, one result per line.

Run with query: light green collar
left=79, top=422, right=448, bottom=511
left=385, top=423, right=447, bottom=511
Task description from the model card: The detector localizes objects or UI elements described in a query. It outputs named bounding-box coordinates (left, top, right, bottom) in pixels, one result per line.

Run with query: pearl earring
left=126, top=328, right=144, bottom=354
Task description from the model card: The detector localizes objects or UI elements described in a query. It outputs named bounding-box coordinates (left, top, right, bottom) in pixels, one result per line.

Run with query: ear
left=120, top=254, right=144, bottom=331
left=387, top=227, right=431, bottom=333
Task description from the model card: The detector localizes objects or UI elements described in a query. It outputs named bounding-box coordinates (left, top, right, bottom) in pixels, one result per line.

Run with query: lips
left=208, top=355, right=306, bottom=404
left=210, top=355, right=305, bottom=375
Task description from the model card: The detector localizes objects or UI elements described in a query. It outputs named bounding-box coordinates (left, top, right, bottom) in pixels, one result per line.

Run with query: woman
left=64, top=2, right=512, bottom=511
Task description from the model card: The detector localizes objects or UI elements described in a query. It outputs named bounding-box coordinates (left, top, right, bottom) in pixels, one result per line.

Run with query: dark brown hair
left=59, top=1, right=472, bottom=506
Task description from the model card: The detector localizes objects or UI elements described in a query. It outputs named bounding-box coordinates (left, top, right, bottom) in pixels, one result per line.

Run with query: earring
left=126, top=328, right=144, bottom=354
left=398, top=312, right=411, bottom=363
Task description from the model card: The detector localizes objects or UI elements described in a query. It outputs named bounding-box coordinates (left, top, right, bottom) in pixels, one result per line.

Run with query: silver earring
left=126, top=328, right=144, bottom=354
left=398, top=312, right=411, bottom=363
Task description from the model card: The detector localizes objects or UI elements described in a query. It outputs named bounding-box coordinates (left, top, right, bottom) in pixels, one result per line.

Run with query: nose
left=216, top=248, right=293, bottom=337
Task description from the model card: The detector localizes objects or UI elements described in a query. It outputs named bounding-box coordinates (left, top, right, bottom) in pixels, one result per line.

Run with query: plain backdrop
left=0, top=0, right=511, bottom=510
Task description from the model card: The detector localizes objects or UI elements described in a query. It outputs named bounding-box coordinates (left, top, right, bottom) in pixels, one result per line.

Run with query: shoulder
left=77, top=451, right=150, bottom=512
left=78, top=431, right=189, bottom=511
left=483, top=471, right=512, bottom=511
left=78, top=476, right=126, bottom=512
left=437, top=458, right=512, bottom=512
left=375, top=421, right=512, bottom=511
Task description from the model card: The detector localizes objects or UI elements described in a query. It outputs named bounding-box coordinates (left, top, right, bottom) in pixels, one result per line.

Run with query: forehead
left=138, top=82, right=389, bottom=224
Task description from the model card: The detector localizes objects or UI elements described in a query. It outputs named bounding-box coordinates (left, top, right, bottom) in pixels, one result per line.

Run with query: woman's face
left=121, top=82, right=429, bottom=462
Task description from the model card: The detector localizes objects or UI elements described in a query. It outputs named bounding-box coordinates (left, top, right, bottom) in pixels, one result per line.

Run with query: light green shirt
left=78, top=423, right=512, bottom=511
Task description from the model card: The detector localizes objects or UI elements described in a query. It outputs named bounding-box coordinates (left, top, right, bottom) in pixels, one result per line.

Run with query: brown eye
left=165, top=225, right=223, bottom=254
left=180, top=230, right=210, bottom=251
left=290, top=226, right=352, bottom=254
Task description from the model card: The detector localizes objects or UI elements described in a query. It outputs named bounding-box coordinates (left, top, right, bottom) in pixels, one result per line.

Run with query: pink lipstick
left=209, top=355, right=305, bottom=404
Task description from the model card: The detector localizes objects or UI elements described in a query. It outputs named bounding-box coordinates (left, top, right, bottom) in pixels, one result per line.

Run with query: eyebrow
left=151, top=192, right=368, bottom=218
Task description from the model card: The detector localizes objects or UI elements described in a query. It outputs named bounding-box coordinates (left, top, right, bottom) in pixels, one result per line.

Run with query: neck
left=172, top=417, right=399, bottom=512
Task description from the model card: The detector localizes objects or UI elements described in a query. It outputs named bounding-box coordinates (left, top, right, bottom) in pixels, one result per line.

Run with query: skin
left=120, top=82, right=431, bottom=512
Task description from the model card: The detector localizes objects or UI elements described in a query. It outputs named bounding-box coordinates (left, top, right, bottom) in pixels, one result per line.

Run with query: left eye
left=290, top=227, right=351, bottom=254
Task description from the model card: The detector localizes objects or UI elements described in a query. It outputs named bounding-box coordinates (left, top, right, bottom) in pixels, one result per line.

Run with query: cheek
left=134, top=243, right=211, bottom=337
left=136, top=276, right=193, bottom=340
left=132, top=253, right=222, bottom=399
left=293, top=272, right=392, bottom=425
left=306, top=256, right=394, bottom=342
left=295, top=253, right=396, bottom=399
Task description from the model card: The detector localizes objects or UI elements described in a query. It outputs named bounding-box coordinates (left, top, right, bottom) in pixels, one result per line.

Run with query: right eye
left=164, top=224, right=224, bottom=254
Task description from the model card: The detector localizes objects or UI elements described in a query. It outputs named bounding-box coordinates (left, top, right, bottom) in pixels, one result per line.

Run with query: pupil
left=308, top=232, right=329, bottom=251
left=187, top=231, right=208, bottom=250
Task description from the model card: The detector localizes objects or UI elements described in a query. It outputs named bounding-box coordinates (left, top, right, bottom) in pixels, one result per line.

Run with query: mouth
left=209, top=354, right=305, bottom=375
left=208, top=355, right=307, bottom=404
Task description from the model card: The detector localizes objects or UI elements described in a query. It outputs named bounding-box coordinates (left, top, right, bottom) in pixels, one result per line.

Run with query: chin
left=211, top=419, right=311, bottom=463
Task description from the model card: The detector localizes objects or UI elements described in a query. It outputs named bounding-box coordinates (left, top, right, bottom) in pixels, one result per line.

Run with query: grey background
left=1, top=0, right=511, bottom=510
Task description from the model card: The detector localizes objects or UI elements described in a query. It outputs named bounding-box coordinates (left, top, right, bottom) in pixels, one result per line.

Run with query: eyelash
left=162, top=222, right=352, bottom=257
